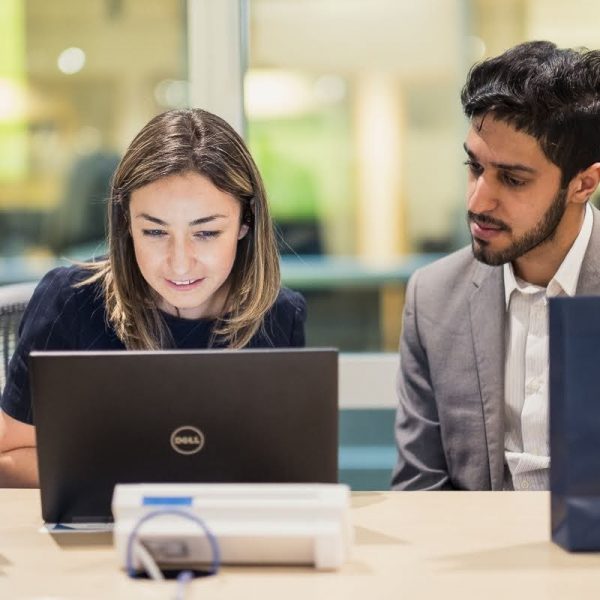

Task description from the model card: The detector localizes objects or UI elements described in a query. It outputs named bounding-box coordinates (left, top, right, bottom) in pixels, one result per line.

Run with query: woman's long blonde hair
left=83, top=109, right=280, bottom=349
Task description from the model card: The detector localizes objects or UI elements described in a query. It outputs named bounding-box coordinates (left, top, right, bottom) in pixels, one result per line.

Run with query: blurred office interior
left=1, top=0, right=599, bottom=487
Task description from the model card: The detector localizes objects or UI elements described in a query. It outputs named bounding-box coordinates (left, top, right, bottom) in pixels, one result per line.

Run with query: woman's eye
left=194, top=231, right=221, bottom=240
left=142, top=229, right=166, bottom=237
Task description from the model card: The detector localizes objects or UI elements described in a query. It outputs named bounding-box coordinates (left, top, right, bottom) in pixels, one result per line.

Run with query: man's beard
left=468, top=188, right=568, bottom=266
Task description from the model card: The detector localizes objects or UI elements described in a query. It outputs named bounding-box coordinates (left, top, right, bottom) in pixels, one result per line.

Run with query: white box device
left=112, top=483, right=352, bottom=571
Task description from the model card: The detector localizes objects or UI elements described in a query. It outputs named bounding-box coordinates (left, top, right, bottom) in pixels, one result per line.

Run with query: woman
left=0, top=109, right=306, bottom=487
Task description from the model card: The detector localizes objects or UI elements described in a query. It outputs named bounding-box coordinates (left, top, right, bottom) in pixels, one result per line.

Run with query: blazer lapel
left=469, top=264, right=506, bottom=490
left=577, top=205, right=600, bottom=295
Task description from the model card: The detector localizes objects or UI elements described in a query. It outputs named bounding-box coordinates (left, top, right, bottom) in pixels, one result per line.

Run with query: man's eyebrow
left=463, top=143, right=537, bottom=174
left=135, top=213, right=228, bottom=226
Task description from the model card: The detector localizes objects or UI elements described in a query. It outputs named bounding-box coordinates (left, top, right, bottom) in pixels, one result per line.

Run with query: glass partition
left=0, top=0, right=187, bottom=279
left=246, top=0, right=600, bottom=353
left=2, top=0, right=600, bottom=355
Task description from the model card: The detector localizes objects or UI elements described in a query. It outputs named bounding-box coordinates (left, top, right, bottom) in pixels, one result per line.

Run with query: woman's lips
left=165, top=278, right=204, bottom=291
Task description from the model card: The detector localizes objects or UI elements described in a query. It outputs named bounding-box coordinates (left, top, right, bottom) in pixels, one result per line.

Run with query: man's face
left=464, top=116, right=566, bottom=267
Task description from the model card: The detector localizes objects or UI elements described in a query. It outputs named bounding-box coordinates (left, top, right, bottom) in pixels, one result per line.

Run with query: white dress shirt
left=503, top=203, right=593, bottom=490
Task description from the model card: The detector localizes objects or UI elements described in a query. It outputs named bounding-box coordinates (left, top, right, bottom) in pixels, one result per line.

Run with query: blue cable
left=175, top=569, right=194, bottom=600
left=125, top=508, right=221, bottom=584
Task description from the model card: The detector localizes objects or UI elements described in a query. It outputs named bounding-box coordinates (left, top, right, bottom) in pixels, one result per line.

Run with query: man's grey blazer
left=391, top=205, right=600, bottom=490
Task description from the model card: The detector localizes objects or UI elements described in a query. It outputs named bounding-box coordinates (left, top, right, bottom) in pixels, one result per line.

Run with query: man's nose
left=468, top=175, right=498, bottom=214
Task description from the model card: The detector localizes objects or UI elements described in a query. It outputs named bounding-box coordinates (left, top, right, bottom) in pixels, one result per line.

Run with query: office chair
left=0, top=282, right=37, bottom=395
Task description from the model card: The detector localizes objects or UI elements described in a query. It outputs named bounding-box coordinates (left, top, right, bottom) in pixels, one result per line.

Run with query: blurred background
left=3, top=0, right=600, bottom=352
left=2, top=0, right=599, bottom=487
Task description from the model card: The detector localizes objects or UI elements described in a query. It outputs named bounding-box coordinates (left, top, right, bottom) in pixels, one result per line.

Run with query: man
left=392, top=41, right=600, bottom=491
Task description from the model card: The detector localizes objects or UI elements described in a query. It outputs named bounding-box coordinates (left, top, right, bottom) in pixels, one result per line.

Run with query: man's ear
left=568, top=162, right=600, bottom=204
left=238, top=223, right=250, bottom=240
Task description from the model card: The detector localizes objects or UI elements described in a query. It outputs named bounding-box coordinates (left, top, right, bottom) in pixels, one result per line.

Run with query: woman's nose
left=169, top=238, right=194, bottom=275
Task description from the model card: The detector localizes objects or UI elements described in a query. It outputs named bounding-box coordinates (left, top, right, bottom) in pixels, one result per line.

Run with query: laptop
left=29, top=348, right=338, bottom=524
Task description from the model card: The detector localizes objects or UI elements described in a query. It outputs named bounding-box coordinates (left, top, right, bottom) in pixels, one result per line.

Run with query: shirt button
left=521, top=480, right=530, bottom=490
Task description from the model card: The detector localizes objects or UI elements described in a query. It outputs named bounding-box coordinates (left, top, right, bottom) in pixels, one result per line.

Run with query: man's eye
left=142, top=229, right=166, bottom=237
left=194, top=231, right=221, bottom=240
left=501, top=173, right=526, bottom=187
left=464, top=160, right=483, bottom=175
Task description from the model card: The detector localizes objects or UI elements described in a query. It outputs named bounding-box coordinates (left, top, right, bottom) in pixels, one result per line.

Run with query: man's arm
left=0, top=410, right=38, bottom=488
left=391, top=272, right=454, bottom=490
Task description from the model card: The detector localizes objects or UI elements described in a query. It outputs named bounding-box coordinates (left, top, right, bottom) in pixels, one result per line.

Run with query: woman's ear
left=569, top=162, right=600, bottom=204
left=238, top=202, right=253, bottom=239
left=238, top=223, right=250, bottom=240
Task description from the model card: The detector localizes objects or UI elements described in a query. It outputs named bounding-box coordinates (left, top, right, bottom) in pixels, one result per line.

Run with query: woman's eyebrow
left=135, top=213, right=228, bottom=226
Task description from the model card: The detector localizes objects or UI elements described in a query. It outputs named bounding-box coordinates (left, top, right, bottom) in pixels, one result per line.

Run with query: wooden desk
left=1, top=490, right=599, bottom=599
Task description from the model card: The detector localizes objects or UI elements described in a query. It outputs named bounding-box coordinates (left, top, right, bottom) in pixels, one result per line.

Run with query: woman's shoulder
left=37, top=263, right=92, bottom=285
left=249, top=287, right=306, bottom=348
left=17, top=263, right=115, bottom=351
left=33, top=264, right=102, bottom=306
left=271, top=287, right=306, bottom=317
left=22, top=265, right=105, bottom=335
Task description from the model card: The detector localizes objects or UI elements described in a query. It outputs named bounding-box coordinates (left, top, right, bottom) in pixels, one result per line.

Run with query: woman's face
left=129, top=171, right=248, bottom=319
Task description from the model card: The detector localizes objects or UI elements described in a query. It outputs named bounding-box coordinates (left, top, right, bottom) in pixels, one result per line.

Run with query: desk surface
left=1, top=490, right=599, bottom=599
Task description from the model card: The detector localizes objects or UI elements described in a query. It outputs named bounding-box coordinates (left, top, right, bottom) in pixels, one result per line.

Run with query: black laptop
left=29, top=348, right=338, bottom=523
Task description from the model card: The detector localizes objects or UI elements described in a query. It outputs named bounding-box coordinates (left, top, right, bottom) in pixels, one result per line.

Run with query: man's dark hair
left=461, top=40, right=600, bottom=187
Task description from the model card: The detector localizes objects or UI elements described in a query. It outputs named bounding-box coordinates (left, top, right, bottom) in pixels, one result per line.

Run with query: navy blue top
left=1, top=266, right=306, bottom=425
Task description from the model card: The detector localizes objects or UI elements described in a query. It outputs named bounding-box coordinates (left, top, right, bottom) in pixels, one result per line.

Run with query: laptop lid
left=29, top=348, right=338, bottom=523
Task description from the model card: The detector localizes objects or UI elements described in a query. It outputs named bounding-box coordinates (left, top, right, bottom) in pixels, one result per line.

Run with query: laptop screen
left=30, top=348, right=338, bottom=523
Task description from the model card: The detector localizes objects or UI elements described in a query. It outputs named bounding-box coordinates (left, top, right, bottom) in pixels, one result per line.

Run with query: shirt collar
left=503, top=203, right=593, bottom=307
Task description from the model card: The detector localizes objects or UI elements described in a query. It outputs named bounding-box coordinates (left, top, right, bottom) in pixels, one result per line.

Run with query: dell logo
left=170, top=426, right=205, bottom=455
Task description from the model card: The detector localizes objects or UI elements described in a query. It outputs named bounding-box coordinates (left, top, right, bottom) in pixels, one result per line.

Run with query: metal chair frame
left=0, top=282, right=37, bottom=395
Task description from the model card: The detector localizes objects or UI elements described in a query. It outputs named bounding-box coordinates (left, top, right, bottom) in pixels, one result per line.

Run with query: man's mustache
left=467, top=211, right=510, bottom=232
